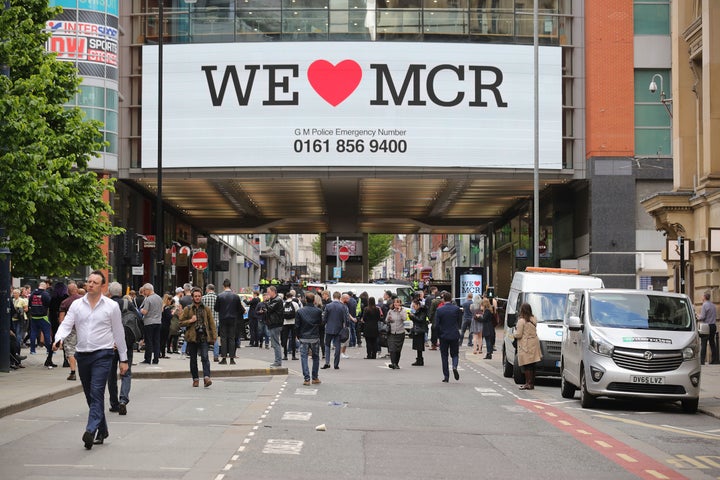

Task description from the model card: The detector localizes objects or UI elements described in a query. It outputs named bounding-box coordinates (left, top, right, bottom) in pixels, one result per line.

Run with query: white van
left=323, top=282, right=414, bottom=305
left=560, top=288, right=701, bottom=413
left=502, top=269, right=604, bottom=384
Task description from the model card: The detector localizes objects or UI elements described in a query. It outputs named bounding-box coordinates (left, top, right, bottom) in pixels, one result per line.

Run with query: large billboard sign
left=142, top=42, right=561, bottom=169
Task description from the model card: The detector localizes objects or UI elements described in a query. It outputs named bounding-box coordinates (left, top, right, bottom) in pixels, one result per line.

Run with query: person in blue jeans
left=295, top=292, right=323, bottom=385
left=459, top=292, right=474, bottom=347
left=107, top=282, right=138, bottom=415
left=179, top=288, right=218, bottom=388
left=53, top=270, right=129, bottom=450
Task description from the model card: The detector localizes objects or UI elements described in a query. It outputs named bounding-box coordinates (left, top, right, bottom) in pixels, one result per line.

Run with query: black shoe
left=230, top=358, right=236, bottom=365
left=109, top=406, right=119, bottom=413
left=334, top=366, right=340, bottom=369
left=411, top=360, right=424, bottom=366
left=283, top=356, right=288, bottom=361
left=62, top=359, right=70, bottom=368
left=152, top=359, right=159, bottom=364
left=321, top=364, right=330, bottom=369
left=442, top=378, right=449, bottom=383
left=82, top=431, right=94, bottom=450
left=453, top=368, right=460, bottom=381
left=219, top=358, right=227, bottom=365
left=140, top=360, right=151, bottom=364
left=94, top=431, right=109, bottom=445
left=484, top=354, right=492, bottom=360
left=118, top=403, right=127, bottom=416
left=292, top=356, right=298, bottom=360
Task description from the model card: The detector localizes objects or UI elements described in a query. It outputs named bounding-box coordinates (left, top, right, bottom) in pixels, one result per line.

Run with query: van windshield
left=588, top=292, right=693, bottom=331
left=524, top=293, right=567, bottom=323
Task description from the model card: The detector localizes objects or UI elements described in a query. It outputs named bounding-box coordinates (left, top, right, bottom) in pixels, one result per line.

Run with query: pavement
left=1, top=342, right=719, bottom=420
left=0, top=347, right=288, bottom=419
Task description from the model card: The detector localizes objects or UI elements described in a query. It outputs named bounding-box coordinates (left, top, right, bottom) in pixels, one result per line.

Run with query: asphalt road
left=1, top=341, right=719, bottom=480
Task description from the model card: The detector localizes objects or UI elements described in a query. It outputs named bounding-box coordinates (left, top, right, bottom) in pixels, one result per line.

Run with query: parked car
left=560, top=288, right=701, bottom=413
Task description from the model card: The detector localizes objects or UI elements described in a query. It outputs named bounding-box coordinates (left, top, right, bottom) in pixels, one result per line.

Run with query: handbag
left=378, top=320, right=390, bottom=335
left=698, top=322, right=710, bottom=336
left=339, top=325, right=350, bottom=343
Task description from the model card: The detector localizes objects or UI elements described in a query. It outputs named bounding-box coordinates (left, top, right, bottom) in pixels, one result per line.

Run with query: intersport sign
left=141, top=42, right=561, bottom=169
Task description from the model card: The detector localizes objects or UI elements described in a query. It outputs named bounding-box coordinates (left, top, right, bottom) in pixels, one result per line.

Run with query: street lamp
left=155, top=0, right=197, bottom=291
left=649, top=73, right=673, bottom=118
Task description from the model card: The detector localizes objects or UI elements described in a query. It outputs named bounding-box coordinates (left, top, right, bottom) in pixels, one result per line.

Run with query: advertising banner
left=142, top=42, right=561, bottom=169
left=455, top=266, right=485, bottom=304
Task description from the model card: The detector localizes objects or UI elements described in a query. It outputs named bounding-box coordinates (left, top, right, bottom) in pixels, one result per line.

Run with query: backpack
left=121, top=299, right=143, bottom=343
left=283, top=300, right=296, bottom=320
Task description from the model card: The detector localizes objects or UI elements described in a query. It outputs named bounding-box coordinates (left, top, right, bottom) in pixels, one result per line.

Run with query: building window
left=633, top=0, right=670, bottom=35
left=634, top=70, right=671, bottom=157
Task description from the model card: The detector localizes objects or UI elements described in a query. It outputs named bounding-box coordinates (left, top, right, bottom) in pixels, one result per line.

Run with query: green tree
left=367, top=234, right=393, bottom=270
left=0, top=0, right=122, bottom=277
left=311, top=234, right=394, bottom=270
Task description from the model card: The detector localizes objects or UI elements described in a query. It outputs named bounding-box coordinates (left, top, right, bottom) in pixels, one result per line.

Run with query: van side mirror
left=567, top=315, right=582, bottom=331
left=506, top=313, right=517, bottom=328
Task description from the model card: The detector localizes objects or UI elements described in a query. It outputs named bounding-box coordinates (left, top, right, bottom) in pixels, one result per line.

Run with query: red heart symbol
left=474, top=281, right=481, bottom=286
left=307, top=59, right=362, bottom=107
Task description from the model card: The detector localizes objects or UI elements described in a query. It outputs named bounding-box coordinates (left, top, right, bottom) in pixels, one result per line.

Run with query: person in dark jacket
left=435, top=291, right=462, bottom=382
left=28, top=281, right=54, bottom=367
left=248, top=290, right=261, bottom=347
left=361, top=297, right=382, bottom=359
left=322, top=291, right=351, bottom=370
left=215, top=279, right=245, bottom=364
left=480, top=298, right=495, bottom=359
left=410, top=299, right=428, bottom=366
left=295, top=292, right=323, bottom=385
left=263, top=285, right=285, bottom=367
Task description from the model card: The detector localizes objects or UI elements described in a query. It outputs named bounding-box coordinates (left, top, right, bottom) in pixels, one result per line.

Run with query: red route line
left=517, top=399, right=687, bottom=480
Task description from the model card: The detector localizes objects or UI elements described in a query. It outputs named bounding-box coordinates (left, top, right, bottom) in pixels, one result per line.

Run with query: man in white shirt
left=54, top=270, right=128, bottom=450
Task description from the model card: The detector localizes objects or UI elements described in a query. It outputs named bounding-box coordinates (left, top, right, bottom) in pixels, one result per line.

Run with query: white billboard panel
left=142, top=42, right=561, bottom=169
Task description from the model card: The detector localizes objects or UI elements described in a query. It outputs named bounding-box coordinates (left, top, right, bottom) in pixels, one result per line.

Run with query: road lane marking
left=294, top=388, right=318, bottom=395
left=597, top=415, right=720, bottom=441
left=518, top=399, right=688, bottom=480
left=282, top=411, right=313, bottom=421
left=617, top=453, right=638, bottom=463
left=262, top=439, right=303, bottom=455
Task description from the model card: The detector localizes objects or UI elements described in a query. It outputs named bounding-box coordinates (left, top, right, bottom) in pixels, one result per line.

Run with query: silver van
left=561, top=289, right=701, bottom=413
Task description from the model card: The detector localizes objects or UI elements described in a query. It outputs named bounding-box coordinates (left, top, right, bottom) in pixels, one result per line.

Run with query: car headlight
left=682, top=345, right=697, bottom=360
left=588, top=332, right=613, bottom=356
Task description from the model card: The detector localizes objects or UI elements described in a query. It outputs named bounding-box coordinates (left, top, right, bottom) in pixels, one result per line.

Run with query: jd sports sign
left=142, top=42, right=561, bottom=169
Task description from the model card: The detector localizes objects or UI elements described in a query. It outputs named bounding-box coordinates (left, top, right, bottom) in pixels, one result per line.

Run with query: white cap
left=175, top=287, right=184, bottom=293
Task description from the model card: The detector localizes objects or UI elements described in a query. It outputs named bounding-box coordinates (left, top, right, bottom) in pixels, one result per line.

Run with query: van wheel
left=681, top=398, right=699, bottom=414
left=502, top=347, right=513, bottom=378
left=513, top=354, right=525, bottom=384
left=560, top=370, right=576, bottom=399
left=580, top=369, right=595, bottom=408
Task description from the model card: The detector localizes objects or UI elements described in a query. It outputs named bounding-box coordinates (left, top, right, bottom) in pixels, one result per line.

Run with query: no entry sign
left=191, top=250, right=208, bottom=270
left=338, top=246, right=350, bottom=262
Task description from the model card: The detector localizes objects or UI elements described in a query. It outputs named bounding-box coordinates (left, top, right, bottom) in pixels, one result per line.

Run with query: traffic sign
left=170, top=244, right=177, bottom=265
left=338, top=246, right=350, bottom=262
left=191, top=250, right=208, bottom=270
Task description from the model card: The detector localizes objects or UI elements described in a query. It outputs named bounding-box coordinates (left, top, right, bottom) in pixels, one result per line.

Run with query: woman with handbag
left=513, top=302, right=542, bottom=390
left=385, top=297, right=406, bottom=369
left=361, top=297, right=382, bottom=359
left=469, top=294, right=484, bottom=354
left=410, top=298, right=428, bottom=366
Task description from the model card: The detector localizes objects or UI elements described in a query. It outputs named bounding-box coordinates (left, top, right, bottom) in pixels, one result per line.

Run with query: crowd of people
left=9, top=274, right=509, bottom=450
